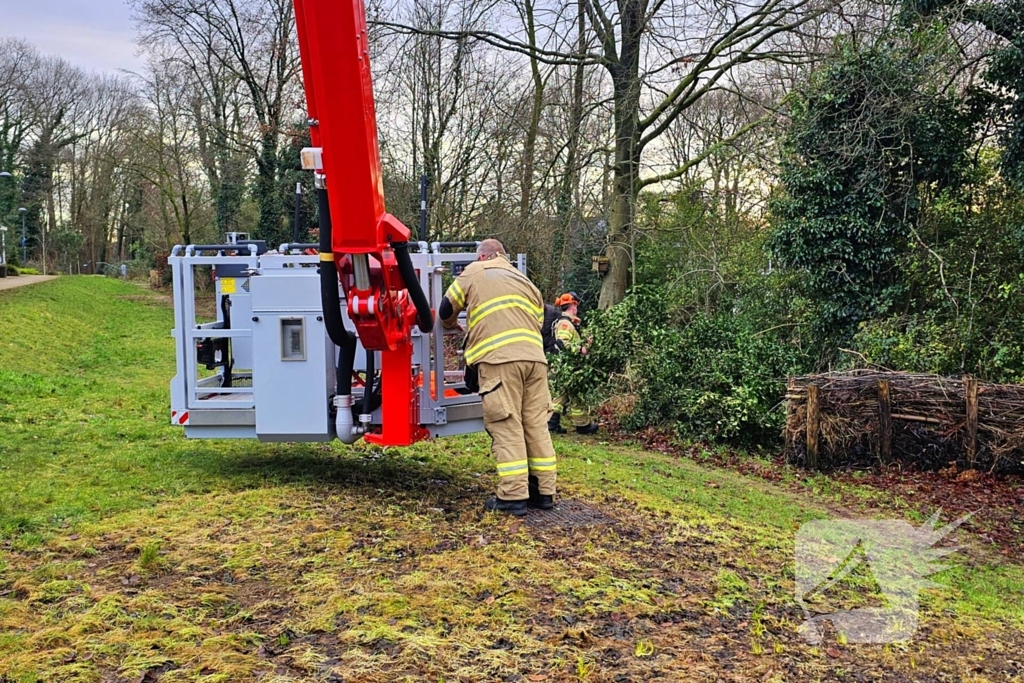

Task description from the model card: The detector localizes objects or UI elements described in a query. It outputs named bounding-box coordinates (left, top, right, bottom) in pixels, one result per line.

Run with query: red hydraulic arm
left=294, top=0, right=431, bottom=446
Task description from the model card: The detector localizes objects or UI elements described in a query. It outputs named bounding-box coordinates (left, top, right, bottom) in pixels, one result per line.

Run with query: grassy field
left=0, top=277, right=1021, bottom=682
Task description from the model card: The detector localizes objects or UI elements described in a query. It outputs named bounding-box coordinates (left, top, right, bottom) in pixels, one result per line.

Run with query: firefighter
left=438, top=239, right=556, bottom=517
left=548, top=292, right=599, bottom=435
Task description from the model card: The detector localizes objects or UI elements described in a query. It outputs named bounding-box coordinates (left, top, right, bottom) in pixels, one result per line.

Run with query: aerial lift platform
left=168, top=240, right=527, bottom=443
left=169, top=0, right=521, bottom=447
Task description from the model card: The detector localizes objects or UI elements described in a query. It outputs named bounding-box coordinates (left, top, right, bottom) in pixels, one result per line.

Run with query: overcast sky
left=2, top=0, right=145, bottom=73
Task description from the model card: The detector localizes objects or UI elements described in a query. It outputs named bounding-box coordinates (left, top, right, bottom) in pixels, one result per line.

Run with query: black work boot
left=484, top=496, right=528, bottom=517
left=548, top=412, right=566, bottom=434
left=528, top=475, right=555, bottom=510
left=576, top=422, right=599, bottom=435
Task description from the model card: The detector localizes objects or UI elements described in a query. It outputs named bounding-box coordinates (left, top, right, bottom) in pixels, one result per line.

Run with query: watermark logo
left=795, top=511, right=971, bottom=644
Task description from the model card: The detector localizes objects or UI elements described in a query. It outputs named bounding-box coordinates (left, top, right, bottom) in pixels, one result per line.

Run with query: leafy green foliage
left=769, top=34, right=973, bottom=334
left=906, top=0, right=1024, bottom=187
left=553, top=284, right=809, bottom=444
left=851, top=162, right=1024, bottom=381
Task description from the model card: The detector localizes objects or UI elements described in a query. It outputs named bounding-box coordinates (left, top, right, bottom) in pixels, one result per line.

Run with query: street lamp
left=18, top=208, right=26, bottom=264
left=0, top=172, right=12, bottom=178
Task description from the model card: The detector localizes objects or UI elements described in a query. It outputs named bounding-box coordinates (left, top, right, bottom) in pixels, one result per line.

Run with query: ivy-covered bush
left=768, top=32, right=973, bottom=335
left=552, top=285, right=810, bottom=445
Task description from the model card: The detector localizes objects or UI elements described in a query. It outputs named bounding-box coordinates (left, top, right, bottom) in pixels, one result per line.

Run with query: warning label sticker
left=220, top=277, right=236, bottom=294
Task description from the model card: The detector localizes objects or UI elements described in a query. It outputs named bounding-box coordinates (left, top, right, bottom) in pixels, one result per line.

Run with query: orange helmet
left=555, top=292, right=581, bottom=307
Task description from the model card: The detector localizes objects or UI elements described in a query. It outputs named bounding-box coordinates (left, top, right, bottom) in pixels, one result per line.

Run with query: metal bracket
left=433, top=407, right=447, bottom=425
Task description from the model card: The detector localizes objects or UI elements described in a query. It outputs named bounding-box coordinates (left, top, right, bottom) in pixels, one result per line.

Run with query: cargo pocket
left=478, top=367, right=511, bottom=424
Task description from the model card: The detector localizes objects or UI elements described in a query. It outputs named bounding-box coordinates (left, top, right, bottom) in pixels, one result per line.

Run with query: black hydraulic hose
left=318, top=186, right=357, bottom=395
left=392, top=241, right=434, bottom=333
left=220, top=294, right=233, bottom=388
left=362, top=349, right=375, bottom=417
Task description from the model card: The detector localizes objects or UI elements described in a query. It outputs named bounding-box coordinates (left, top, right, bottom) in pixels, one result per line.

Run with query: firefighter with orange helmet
left=548, top=292, right=598, bottom=435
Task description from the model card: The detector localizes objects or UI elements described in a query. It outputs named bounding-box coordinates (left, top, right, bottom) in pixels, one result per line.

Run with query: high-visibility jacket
left=553, top=314, right=581, bottom=351
left=442, top=257, right=546, bottom=366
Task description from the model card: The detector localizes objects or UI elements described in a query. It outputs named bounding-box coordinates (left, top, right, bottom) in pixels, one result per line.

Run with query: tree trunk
left=44, top=190, right=56, bottom=276
left=256, top=128, right=280, bottom=242
left=519, top=0, right=544, bottom=228
left=548, top=0, right=587, bottom=299
left=599, top=71, right=641, bottom=309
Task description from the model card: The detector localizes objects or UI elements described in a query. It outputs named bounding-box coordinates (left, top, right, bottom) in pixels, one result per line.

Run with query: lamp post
left=18, top=208, right=26, bottom=264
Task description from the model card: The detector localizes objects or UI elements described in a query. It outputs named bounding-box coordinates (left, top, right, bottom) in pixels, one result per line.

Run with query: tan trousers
left=478, top=361, right=557, bottom=500
left=552, top=389, right=591, bottom=427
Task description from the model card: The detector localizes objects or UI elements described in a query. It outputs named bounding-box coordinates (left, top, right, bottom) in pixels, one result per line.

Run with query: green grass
left=0, top=278, right=1022, bottom=682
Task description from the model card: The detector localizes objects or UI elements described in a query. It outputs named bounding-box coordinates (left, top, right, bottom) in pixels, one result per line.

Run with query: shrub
left=552, top=285, right=811, bottom=445
left=624, top=309, right=807, bottom=443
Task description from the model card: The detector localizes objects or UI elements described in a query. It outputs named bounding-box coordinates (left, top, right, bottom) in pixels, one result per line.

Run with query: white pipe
left=333, top=394, right=361, bottom=444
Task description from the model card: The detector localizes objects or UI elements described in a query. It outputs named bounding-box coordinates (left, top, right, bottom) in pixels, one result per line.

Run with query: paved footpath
left=0, top=275, right=57, bottom=291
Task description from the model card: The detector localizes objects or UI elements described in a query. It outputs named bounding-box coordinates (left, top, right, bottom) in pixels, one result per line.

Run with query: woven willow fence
left=785, top=370, right=1024, bottom=474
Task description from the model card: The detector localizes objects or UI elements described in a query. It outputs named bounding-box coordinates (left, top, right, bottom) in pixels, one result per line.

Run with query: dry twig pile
left=785, top=370, right=1024, bottom=474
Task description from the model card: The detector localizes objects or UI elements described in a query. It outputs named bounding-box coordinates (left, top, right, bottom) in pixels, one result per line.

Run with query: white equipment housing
left=168, top=242, right=527, bottom=442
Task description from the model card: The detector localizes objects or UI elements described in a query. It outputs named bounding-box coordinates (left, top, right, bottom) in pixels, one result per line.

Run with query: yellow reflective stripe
left=319, top=252, right=334, bottom=262
left=528, top=457, right=556, bottom=472
left=447, top=279, right=466, bottom=307
left=468, top=295, right=543, bottom=330
left=497, top=459, right=528, bottom=476
left=464, top=328, right=543, bottom=364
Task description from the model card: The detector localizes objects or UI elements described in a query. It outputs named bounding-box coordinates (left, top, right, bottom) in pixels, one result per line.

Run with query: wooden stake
left=964, top=375, right=978, bottom=467
left=786, top=377, right=796, bottom=449
left=877, top=379, right=892, bottom=464
left=806, top=384, right=820, bottom=470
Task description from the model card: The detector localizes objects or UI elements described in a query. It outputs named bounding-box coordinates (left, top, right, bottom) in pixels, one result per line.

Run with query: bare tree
left=63, top=74, right=144, bottom=270
left=131, top=60, right=215, bottom=248
left=380, top=0, right=836, bottom=307
left=134, top=0, right=302, bottom=243
left=20, top=53, right=89, bottom=274
left=0, top=39, right=38, bottom=241
left=375, top=0, right=517, bottom=240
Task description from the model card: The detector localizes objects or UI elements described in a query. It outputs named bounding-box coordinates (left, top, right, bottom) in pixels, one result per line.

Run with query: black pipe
left=280, top=243, right=319, bottom=252
left=362, top=349, right=375, bottom=417
left=392, top=241, right=434, bottom=333
left=435, top=241, right=479, bottom=249
left=220, top=294, right=233, bottom=388
left=191, top=244, right=257, bottom=253
left=318, top=186, right=357, bottom=395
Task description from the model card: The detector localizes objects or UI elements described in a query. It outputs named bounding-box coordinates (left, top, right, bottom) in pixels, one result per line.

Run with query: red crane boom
left=293, top=0, right=431, bottom=447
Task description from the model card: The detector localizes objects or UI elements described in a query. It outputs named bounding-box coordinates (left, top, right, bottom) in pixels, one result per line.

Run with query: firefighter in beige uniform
left=439, top=239, right=557, bottom=517
left=548, top=292, right=599, bottom=435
